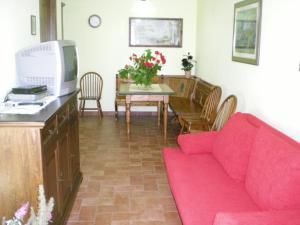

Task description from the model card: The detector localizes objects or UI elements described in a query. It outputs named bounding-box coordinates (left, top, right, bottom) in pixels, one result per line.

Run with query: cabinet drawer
left=42, top=116, right=57, bottom=145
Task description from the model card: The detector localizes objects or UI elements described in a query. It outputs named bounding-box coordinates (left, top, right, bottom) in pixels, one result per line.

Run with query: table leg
left=163, top=102, right=168, bottom=141
left=126, top=102, right=131, bottom=135
left=157, top=102, right=161, bottom=127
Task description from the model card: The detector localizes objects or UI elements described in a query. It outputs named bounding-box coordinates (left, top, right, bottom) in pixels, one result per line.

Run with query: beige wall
left=0, top=0, right=40, bottom=101
left=63, top=0, right=197, bottom=111
left=196, top=0, right=300, bottom=141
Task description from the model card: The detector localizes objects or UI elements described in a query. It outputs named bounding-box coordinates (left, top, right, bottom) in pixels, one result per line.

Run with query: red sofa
left=164, top=112, right=300, bottom=225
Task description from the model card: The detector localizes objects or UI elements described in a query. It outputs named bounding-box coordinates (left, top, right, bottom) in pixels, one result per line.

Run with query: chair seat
left=180, top=115, right=212, bottom=133
left=169, top=97, right=203, bottom=116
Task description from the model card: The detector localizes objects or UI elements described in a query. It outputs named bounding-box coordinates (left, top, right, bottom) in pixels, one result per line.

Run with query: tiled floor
left=67, top=115, right=182, bottom=225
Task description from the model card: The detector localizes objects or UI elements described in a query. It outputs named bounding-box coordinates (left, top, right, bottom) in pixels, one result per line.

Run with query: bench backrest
left=160, top=75, right=195, bottom=98
left=192, top=78, right=222, bottom=122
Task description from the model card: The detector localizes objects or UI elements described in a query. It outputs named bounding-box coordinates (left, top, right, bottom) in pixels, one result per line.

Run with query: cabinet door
left=69, top=100, right=80, bottom=187
left=69, top=118, right=80, bottom=186
left=43, top=136, right=60, bottom=223
left=57, top=121, right=71, bottom=211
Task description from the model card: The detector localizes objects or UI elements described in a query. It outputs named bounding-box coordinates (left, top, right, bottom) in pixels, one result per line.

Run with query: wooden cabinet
left=43, top=130, right=60, bottom=220
left=0, top=92, right=82, bottom=224
left=68, top=99, right=80, bottom=187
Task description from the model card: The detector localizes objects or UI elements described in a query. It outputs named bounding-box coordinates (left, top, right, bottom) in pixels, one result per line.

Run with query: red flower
left=135, top=58, right=139, bottom=63
left=161, top=55, right=166, bottom=64
left=125, top=64, right=129, bottom=69
left=129, top=57, right=132, bottom=60
left=132, top=53, right=137, bottom=57
left=144, top=62, right=154, bottom=68
left=156, top=60, right=160, bottom=64
left=155, top=51, right=160, bottom=55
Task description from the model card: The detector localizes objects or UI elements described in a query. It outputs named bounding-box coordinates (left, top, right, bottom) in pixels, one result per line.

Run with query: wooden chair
left=170, top=79, right=222, bottom=123
left=79, top=72, right=103, bottom=117
left=180, top=95, right=237, bottom=133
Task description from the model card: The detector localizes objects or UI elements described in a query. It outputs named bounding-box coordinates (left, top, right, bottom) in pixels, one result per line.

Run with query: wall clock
left=88, top=14, right=102, bottom=28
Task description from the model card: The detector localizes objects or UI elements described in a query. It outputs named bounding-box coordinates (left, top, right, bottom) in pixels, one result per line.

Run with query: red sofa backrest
left=243, top=113, right=300, bottom=148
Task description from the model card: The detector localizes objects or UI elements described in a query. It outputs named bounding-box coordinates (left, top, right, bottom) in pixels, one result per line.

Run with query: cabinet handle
left=48, top=129, right=56, bottom=135
left=59, top=115, right=68, bottom=128
left=61, top=115, right=68, bottom=122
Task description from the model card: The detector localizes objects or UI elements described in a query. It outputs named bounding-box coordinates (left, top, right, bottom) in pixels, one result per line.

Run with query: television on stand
left=15, top=40, right=78, bottom=97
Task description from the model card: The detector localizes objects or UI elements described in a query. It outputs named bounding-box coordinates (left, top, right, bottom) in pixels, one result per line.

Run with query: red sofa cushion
left=245, top=126, right=300, bottom=210
left=177, top=131, right=218, bottom=154
left=164, top=148, right=259, bottom=225
left=213, top=210, right=300, bottom=225
left=212, top=112, right=258, bottom=181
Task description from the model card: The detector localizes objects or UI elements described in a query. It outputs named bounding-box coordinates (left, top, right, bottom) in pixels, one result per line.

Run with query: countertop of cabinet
left=0, top=90, right=79, bottom=127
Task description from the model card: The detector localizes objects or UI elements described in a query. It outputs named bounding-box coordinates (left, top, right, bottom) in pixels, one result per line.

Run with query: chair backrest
left=192, top=78, right=218, bottom=104
left=80, top=72, right=103, bottom=99
left=199, top=86, right=222, bottom=122
left=210, top=95, right=238, bottom=131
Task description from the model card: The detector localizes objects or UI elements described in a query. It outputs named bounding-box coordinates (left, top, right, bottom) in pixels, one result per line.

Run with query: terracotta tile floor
left=67, top=115, right=182, bottom=225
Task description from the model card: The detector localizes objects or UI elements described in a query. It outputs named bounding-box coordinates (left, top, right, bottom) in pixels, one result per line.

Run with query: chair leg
left=115, top=101, right=118, bottom=120
left=96, top=100, right=101, bottom=118
left=179, top=117, right=190, bottom=134
left=96, top=100, right=103, bottom=119
left=157, top=102, right=161, bottom=127
left=79, top=99, right=84, bottom=117
left=81, top=100, right=86, bottom=117
left=99, top=101, right=103, bottom=118
left=180, top=125, right=185, bottom=134
left=178, top=116, right=184, bottom=134
left=79, top=100, right=82, bottom=116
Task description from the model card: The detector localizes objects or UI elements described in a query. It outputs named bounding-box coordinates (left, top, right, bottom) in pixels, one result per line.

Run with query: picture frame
left=232, top=0, right=262, bottom=65
left=129, top=17, right=183, bottom=48
left=31, top=15, right=36, bottom=35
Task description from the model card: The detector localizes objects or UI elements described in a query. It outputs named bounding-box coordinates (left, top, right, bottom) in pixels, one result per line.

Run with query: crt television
left=15, top=40, right=78, bottom=96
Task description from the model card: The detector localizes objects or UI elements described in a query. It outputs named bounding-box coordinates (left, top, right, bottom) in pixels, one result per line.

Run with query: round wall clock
left=88, top=14, right=102, bottom=28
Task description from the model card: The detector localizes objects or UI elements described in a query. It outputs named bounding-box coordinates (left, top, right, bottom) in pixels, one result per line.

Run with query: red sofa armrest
left=177, top=132, right=218, bottom=155
left=213, top=210, right=300, bottom=225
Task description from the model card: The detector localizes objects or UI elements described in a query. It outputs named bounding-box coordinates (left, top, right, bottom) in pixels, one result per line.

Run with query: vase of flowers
left=118, top=49, right=166, bottom=87
left=2, top=185, right=54, bottom=225
left=181, top=52, right=196, bottom=78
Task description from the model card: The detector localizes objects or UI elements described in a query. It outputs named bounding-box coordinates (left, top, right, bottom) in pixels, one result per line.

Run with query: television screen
left=63, top=46, right=78, bottom=82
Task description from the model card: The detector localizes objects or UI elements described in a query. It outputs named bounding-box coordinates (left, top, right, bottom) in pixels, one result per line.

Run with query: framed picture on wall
left=129, top=17, right=183, bottom=48
left=232, top=0, right=262, bottom=65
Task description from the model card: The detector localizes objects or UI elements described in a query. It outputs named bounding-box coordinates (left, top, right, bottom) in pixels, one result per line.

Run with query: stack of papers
left=0, top=96, right=57, bottom=114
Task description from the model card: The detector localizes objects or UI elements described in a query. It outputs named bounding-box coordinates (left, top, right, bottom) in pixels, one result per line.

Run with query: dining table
left=118, top=83, right=175, bottom=141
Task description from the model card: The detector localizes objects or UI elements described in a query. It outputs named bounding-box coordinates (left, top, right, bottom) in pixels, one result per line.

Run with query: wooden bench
left=169, top=78, right=222, bottom=123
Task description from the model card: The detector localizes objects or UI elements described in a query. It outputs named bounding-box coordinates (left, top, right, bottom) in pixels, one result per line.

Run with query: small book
left=8, top=91, right=48, bottom=101
left=12, top=85, right=47, bottom=94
